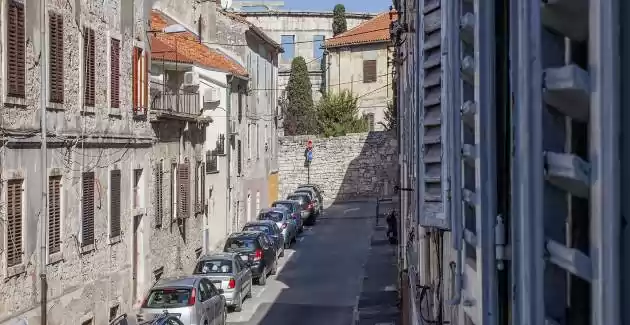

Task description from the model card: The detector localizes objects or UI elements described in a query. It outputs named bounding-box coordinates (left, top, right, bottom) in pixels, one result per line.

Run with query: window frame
left=80, top=171, right=96, bottom=251
left=4, top=177, right=25, bottom=276
left=47, top=172, right=64, bottom=263
left=362, top=59, right=377, bottom=83
left=109, top=169, right=122, bottom=243
left=109, top=35, right=121, bottom=111
left=82, top=26, right=96, bottom=108
left=48, top=10, right=64, bottom=106
left=4, top=0, right=26, bottom=104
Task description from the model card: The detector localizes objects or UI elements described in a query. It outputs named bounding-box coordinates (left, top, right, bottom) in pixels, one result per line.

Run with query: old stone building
left=0, top=0, right=154, bottom=324
left=324, top=11, right=397, bottom=131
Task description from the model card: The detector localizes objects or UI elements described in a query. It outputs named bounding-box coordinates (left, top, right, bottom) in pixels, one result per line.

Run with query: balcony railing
left=150, top=81, right=201, bottom=119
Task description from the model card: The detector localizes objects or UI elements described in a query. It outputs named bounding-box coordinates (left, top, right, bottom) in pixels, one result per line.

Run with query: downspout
left=39, top=0, right=49, bottom=323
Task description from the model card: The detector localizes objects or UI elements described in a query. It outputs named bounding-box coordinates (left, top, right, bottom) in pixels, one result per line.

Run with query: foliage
left=332, top=4, right=348, bottom=36
left=380, top=77, right=398, bottom=130
left=316, top=90, right=368, bottom=137
left=284, top=56, right=317, bottom=135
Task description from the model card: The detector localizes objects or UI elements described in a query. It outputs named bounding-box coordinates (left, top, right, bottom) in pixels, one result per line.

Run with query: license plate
left=240, top=255, right=248, bottom=261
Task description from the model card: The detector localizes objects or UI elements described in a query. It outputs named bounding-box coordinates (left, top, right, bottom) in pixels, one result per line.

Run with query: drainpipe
left=226, top=76, right=233, bottom=237
left=39, top=0, right=49, bottom=323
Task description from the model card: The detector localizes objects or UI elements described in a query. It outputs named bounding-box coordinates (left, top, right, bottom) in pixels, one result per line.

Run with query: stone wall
left=278, top=131, right=398, bottom=204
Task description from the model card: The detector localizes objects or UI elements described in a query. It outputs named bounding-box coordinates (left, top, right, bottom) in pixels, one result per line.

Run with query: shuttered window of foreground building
left=110, top=170, right=121, bottom=238
left=7, top=1, right=25, bottom=98
left=154, top=162, right=164, bottom=227
left=177, top=161, right=190, bottom=219
left=7, top=179, right=23, bottom=267
left=49, top=12, right=64, bottom=103
left=363, top=59, right=377, bottom=83
left=110, top=38, right=121, bottom=108
left=48, top=176, right=62, bottom=254
left=82, top=172, right=95, bottom=246
left=83, top=27, right=96, bottom=107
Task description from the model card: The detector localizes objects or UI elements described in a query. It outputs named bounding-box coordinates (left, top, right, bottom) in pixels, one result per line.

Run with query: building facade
left=324, top=11, right=396, bottom=131
left=0, top=0, right=155, bottom=324
left=394, top=0, right=623, bottom=325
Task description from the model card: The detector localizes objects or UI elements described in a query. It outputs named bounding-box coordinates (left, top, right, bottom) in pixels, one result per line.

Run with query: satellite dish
left=220, top=0, right=232, bottom=9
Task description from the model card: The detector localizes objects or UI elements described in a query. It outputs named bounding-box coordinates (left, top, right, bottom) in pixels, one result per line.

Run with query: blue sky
left=281, top=0, right=392, bottom=13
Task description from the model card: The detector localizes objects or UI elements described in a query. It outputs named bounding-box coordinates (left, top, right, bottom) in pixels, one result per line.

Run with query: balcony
left=150, top=81, right=208, bottom=122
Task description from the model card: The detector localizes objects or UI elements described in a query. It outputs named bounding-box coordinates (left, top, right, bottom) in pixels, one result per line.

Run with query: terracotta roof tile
left=150, top=37, right=194, bottom=64
left=325, top=10, right=397, bottom=48
left=150, top=11, right=248, bottom=76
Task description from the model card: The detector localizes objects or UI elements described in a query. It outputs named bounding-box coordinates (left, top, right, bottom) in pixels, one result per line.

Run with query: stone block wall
left=278, top=131, right=398, bottom=204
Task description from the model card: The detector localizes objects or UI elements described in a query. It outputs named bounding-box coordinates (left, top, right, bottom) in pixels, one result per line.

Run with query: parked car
left=257, top=208, right=298, bottom=248
left=286, top=192, right=317, bottom=225
left=293, top=188, right=322, bottom=216
left=271, top=200, right=305, bottom=232
left=223, top=231, right=277, bottom=285
left=132, top=312, right=184, bottom=325
left=242, top=220, right=285, bottom=258
left=296, top=184, right=324, bottom=214
left=137, top=276, right=227, bottom=325
left=193, top=252, right=253, bottom=312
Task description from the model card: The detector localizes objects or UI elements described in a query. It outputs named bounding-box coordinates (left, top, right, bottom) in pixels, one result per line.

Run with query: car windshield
left=287, top=195, right=307, bottom=202
left=224, top=238, right=256, bottom=252
left=259, top=211, right=284, bottom=222
left=143, top=288, right=192, bottom=309
left=295, top=191, right=312, bottom=199
left=243, top=225, right=273, bottom=235
left=194, top=259, right=233, bottom=274
left=272, top=202, right=294, bottom=211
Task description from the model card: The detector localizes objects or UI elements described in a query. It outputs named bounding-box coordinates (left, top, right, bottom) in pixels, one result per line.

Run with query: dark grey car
left=243, top=220, right=285, bottom=259
left=271, top=200, right=305, bottom=232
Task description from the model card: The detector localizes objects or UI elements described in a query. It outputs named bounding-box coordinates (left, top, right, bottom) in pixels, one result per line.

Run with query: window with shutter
left=83, top=28, right=96, bottom=107
left=81, top=172, right=95, bottom=246
left=194, top=161, right=200, bottom=214
left=366, top=113, right=375, bottom=131
left=362, top=60, right=377, bottom=83
left=6, top=179, right=23, bottom=267
left=110, top=170, right=121, bottom=238
left=7, top=1, right=25, bottom=98
left=177, top=161, right=190, bottom=218
left=132, top=47, right=148, bottom=112
left=110, top=38, right=120, bottom=108
left=48, top=176, right=62, bottom=254
left=237, top=140, right=242, bottom=176
left=155, top=162, right=163, bottom=227
left=49, top=12, right=64, bottom=103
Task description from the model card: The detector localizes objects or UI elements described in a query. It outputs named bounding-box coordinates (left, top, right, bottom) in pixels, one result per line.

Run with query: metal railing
left=151, top=81, right=201, bottom=116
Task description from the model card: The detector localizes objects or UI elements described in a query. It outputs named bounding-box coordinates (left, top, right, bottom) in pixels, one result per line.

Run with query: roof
left=325, top=10, right=397, bottom=48
left=150, top=10, right=248, bottom=76
left=219, top=10, right=283, bottom=52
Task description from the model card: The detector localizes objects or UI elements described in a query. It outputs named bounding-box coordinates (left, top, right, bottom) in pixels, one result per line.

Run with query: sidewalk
left=356, top=224, right=400, bottom=325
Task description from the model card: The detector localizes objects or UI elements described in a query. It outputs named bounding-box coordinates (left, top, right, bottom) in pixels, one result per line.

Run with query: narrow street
left=227, top=201, right=399, bottom=325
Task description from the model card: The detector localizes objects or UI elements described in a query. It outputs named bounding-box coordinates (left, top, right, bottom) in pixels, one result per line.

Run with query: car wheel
left=258, top=272, right=267, bottom=285
left=223, top=305, right=228, bottom=324
left=279, top=247, right=285, bottom=257
left=246, top=285, right=253, bottom=298
left=234, top=293, right=243, bottom=312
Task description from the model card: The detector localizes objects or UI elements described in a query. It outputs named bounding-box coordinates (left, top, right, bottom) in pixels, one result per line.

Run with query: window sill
left=47, top=102, right=65, bottom=111
left=80, top=243, right=95, bottom=254
left=5, top=96, right=26, bottom=107
left=108, top=107, right=123, bottom=117
left=206, top=170, right=220, bottom=175
left=5, top=264, right=26, bottom=279
left=109, top=235, right=122, bottom=245
left=47, top=252, right=64, bottom=265
left=81, top=106, right=96, bottom=116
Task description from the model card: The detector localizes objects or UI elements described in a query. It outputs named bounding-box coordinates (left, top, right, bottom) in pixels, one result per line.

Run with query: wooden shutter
left=367, top=113, right=375, bottom=131
left=363, top=60, right=377, bottom=83
left=83, top=28, right=95, bottom=106
left=110, top=170, right=121, bottom=238
left=110, top=39, right=120, bottom=108
left=81, top=172, right=95, bottom=246
left=49, top=12, right=64, bottom=103
left=6, top=179, right=23, bottom=267
left=237, top=140, right=242, bottom=175
left=177, top=162, right=190, bottom=218
left=7, top=1, right=25, bottom=98
left=154, top=162, right=163, bottom=227
left=194, top=162, right=200, bottom=214
left=200, top=164, right=205, bottom=214
left=48, top=176, right=62, bottom=254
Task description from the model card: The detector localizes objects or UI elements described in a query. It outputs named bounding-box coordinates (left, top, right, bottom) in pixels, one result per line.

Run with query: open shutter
left=83, top=28, right=95, bottom=106
left=49, top=13, right=64, bottom=103
left=155, top=162, right=163, bottom=227
left=6, top=179, right=23, bottom=267
left=110, top=170, right=121, bottom=238
left=7, top=2, right=25, bottom=98
left=237, top=140, right=242, bottom=175
left=82, top=172, right=95, bottom=246
left=177, top=161, right=190, bottom=218
left=48, top=176, right=62, bottom=254
left=110, top=39, right=120, bottom=108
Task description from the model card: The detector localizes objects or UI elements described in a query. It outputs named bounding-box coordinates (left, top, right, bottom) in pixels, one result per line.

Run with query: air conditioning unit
left=183, top=71, right=200, bottom=88
left=203, top=88, right=220, bottom=110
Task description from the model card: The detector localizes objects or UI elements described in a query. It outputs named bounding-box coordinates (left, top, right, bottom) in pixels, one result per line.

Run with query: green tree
left=316, top=90, right=368, bottom=137
left=381, top=101, right=397, bottom=130
left=332, top=4, right=347, bottom=36
left=284, top=56, right=317, bottom=135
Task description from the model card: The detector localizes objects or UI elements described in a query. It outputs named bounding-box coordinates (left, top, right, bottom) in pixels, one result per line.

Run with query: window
left=48, top=176, right=62, bottom=254
left=170, top=162, right=177, bottom=219
left=206, top=150, right=218, bottom=173
left=216, top=134, right=226, bottom=155
left=110, top=38, right=121, bottom=108
left=132, top=47, right=148, bottom=112
left=237, top=92, right=243, bottom=122
left=177, top=161, right=190, bottom=218
left=237, top=140, right=242, bottom=176
left=366, top=113, right=375, bottom=131
left=7, top=1, right=25, bottom=98
left=81, top=172, right=95, bottom=246
left=49, top=12, right=64, bottom=103
left=280, top=35, right=295, bottom=62
left=194, top=161, right=205, bottom=215
left=6, top=179, right=23, bottom=267
left=313, top=35, right=325, bottom=60
left=363, top=60, right=377, bottom=83
left=83, top=27, right=96, bottom=106
left=154, top=162, right=164, bottom=227
left=133, top=169, right=143, bottom=209
left=110, top=170, right=121, bottom=238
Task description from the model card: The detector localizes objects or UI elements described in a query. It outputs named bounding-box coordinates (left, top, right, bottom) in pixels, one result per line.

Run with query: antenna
left=220, top=0, right=233, bottom=9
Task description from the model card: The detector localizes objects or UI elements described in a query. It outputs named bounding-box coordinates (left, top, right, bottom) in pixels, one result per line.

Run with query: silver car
left=193, top=252, right=253, bottom=312
left=137, top=276, right=227, bottom=325
left=257, top=208, right=298, bottom=248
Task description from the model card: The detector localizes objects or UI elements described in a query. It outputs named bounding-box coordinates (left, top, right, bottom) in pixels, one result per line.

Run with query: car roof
left=228, top=231, right=261, bottom=238
left=198, top=252, right=238, bottom=261
left=273, top=200, right=299, bottom=205
left=245, top=220, right=277, bottom=226
left=153, top=276, right=200, bottom=289
left=287, top=193, right=309, bottom=199
left=260, top=207, right=287, bottom=212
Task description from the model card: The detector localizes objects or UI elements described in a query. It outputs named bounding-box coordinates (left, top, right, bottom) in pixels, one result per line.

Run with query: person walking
left=386, top=210, right=398, bottom=244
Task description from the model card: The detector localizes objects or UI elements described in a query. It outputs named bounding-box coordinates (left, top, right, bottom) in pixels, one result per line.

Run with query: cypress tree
left=284, top=56, right=317, bottom=135
left=333, top=4, right=347, bottom=36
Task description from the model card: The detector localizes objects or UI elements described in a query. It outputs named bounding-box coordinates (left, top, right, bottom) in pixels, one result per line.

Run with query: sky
left=279, top=0, right=391, bottom=14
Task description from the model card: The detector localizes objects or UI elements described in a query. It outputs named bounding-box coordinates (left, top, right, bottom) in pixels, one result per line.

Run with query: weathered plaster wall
left=278, top=131, right=398, bottom=205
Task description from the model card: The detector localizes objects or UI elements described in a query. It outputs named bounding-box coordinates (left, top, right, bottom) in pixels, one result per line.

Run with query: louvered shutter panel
left=132, top=47, right=139, bottom=111
left=194, top=162, right=200, bottom=214
left=363, top=60, right=377, bottom=83
left=177, top=162, right=190, bottom=218
left=49, top=13, right=64, bottom=103
left=82, top=172, right=95, bottom=246
left=110, top=170, right=121, bottom=238
left=237, top=140, right=242, bottom=175
left=6, top=179, right=23, bottom=267
left=48, top=176, right=62, bottom=254
left=155, top=163, right=163, bottom=227
left=201, top=164, right=206, bottom=214
left=110, top=39, right=120, bottom=108
left=7, top=2, right=25, bottom=98
left=83, top=28, right=95, bottom=106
